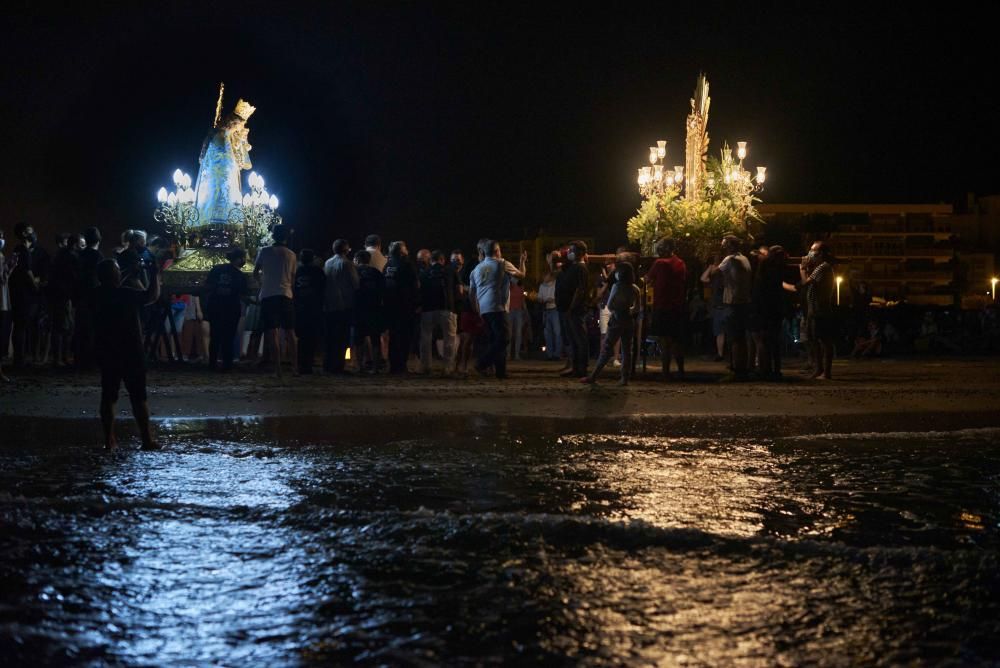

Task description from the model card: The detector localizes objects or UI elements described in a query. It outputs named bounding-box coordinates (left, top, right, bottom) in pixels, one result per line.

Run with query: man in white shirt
left=469, top=239, right=526, bottom=379
left=253, top=224, right=298, bottom=377
left=364, top=234, right=388, bottom=369
left=708, top=235, right=752, bottom=380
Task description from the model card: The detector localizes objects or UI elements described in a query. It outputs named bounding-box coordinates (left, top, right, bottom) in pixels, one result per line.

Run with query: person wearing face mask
left=203, top=248, right=249, bottom=371
left=10, top=223, right=48, bottom=366
left=582, top=261, right=640, bottom=386
left=0, top=230, right=16, bottom=381
left=798, top=241, right=837, bottom=380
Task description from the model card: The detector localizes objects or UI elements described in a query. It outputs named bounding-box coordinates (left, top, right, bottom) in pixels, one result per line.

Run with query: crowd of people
left=3, top=222, right=1000, bottom=396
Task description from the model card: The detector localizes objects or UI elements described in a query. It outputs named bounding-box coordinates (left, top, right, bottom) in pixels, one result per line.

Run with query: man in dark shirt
left=293, top=249, right=325, bottom=374
left=800, top=241, right=837, bottom=380
left=94, top=257, right=160, bottom=450
left=48, top=233, right=79, bottom=367
left=353, top=250, right=385, bottom=373
left=418, top=249, right=460, bottom=374
left=10, top=223, right=47, bottom=366
left=204, top=248, right=249, bottom=371
left=555, top=240, right=591, bottom=378
left=383, top=241, right=419, bottom=374
left=74, top=227, right=103, bottom=370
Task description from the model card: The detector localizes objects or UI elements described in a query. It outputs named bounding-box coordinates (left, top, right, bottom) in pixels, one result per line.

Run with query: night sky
left=2, top=4, right=996, bottom=252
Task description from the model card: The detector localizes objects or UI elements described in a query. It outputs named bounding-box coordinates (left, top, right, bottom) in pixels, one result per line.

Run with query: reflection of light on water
left=558, top=435, right=830, bottom=538
left=95, top=442, right=312, bottom=662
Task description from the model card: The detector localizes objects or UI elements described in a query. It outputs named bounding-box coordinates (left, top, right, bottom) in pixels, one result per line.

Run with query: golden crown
left=233, top=99, right=256, bottom=120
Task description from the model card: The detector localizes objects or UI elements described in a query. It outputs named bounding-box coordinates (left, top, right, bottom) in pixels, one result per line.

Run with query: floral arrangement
left=627, top=146, right=764, bottom=259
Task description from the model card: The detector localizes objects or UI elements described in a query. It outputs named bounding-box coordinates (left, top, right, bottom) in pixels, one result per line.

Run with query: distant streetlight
left=836, top=275, right=844, bottom=305
left=992, top=277, right=998, bottom=301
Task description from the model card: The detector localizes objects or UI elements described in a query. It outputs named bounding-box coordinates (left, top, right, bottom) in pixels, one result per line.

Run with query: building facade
left=758, top=203, right=997, bottom=307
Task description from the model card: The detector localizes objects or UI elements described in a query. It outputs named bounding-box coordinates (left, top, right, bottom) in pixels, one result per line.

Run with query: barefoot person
left=253, top=224, right=298, bottom=377
left=94, top=257, right=160, bottom=450
left=800, top=241, right=837, bottom=380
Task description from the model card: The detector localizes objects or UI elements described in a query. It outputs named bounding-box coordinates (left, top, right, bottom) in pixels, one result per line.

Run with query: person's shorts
left=726, top=303, right=749, bottom=340
left=260, top=295, right=295, bottom=331
left=49, top=299, right=73, bottom=334
left=807, top=314, right=837, bottom=340
left=711, top=306, right=732, bottom=337
left=460, top=310, right=485, bottom=337
left=651, top=308, right=687, bottom=340
left=100, top=362, right=147, bottom=403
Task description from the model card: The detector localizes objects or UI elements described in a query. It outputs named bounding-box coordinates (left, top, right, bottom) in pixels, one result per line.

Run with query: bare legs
left=809, top=337, right=834, bottom=380
left=100, top=395, right=156, bottom=450
left=267, top=327, right=299, bottom=377
left=657, top=336, right=685, bottom=379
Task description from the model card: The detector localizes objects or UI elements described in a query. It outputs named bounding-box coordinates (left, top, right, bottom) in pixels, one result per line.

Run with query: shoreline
left=2, top=357, right=998, bottom=435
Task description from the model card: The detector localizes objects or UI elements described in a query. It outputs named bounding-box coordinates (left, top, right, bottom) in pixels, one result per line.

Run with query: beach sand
left=3, top=357, right=998, bottom=436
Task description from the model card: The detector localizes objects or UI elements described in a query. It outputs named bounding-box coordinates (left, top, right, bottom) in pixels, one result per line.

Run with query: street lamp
left=153, top=168, right=199, bottom=242
left=836, top=275, right=844, bottom=306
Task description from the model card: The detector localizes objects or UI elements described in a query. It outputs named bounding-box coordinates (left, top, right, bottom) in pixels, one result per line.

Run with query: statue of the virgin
left=193, top=85, right=255, bottom=226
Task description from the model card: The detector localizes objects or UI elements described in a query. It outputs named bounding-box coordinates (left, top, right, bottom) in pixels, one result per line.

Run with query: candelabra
left=704, top=141, right=767, bottom=231
left=154, top=169, right=199, bottom=242
left=637, top=140, right=684, bottom=198
left=227, top=171, right=281, bottom=253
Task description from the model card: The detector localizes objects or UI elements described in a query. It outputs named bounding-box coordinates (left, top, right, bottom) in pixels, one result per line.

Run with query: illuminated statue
left=194, top=86, right=256, bottom=226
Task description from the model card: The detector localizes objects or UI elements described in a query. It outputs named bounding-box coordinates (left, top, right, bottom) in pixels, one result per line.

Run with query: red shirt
left=509, top=283, right=525, bottom=310
left=646, top=256, right=687, bottom=311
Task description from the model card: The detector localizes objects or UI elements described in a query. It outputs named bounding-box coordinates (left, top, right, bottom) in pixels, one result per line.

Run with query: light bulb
left=737, top=141, right=747, bottom=160
left=653, top=165, right=663, bottom=181
left=637, top=168, right=645, bottom=186
left=173, top=168, right=183, bottom=186
left=657, top=140, right=667, bottom=159
left=183, top=173, right=192, bottom=189
left=157, top=187, right=168, bottom=203
left=648, top=147, right=658, bottom=165
left=167, top=192, right=177, bottom=206
left=269, top=194, right=279, bottom=209
left=756, top=166, right=767, bottom=183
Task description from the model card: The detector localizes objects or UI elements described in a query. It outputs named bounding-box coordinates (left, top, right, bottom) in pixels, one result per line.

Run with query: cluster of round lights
left=157, top=168, right=195, bottom=206
left=244, top=171, right=279, bottom=210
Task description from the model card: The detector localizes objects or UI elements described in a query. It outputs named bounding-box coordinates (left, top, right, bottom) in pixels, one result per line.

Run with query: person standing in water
left=94, top=258, right=160, bottom=450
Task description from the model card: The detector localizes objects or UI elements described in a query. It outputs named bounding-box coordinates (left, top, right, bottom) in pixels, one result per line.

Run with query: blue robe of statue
left=194, top=125, right=251, bottom=226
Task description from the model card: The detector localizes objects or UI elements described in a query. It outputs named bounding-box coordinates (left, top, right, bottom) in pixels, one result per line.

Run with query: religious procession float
left=154, top=84, right=281, bottom=291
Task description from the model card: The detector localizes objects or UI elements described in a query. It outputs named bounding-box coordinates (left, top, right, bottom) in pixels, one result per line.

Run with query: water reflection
left=1, top=418, right=999, bottom=663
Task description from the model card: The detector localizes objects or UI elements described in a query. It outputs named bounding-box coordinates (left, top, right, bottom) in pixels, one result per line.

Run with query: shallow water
left=2, top=417, right=999, bottom=664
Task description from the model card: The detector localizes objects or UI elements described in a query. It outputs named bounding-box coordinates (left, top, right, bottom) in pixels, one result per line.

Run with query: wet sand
left=2, top=357, right=998, bottom=433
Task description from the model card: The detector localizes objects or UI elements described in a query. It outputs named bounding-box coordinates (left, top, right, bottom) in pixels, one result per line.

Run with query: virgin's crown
left=233, top=99, right=256, bottom=120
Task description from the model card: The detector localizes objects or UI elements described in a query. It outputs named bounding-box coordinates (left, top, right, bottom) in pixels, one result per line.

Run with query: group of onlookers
left=3, top=221, right=999, bottom=390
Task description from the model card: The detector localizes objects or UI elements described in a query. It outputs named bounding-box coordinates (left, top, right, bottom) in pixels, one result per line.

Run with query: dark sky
left=2, top=3, right=996, bottom=252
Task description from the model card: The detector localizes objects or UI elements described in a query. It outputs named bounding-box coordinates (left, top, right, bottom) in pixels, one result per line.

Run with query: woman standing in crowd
left=582, top=261, right=640, bottom=386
